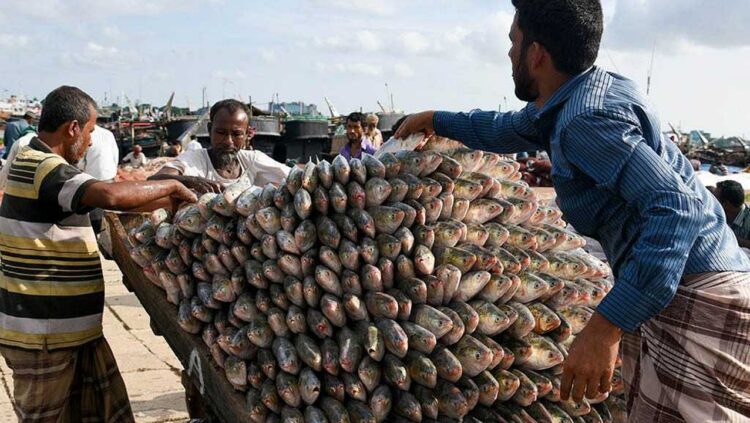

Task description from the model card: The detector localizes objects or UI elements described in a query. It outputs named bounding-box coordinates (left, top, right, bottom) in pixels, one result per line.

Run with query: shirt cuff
left=433, top=111, right=458, bottom=140
left=58, top=173, right=96, bottom=213
left=71, top=178, right=98, bottom=215
left=595, top=277, right=664, bottom=332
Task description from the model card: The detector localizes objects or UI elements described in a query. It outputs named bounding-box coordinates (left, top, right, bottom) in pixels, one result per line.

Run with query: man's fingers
left=414, top=134, right=431, bottom=151
left=395, top=115, right=419, bottom=140
left=198, top=184, right=215, bottom=195
left=560, top=368, right=574, bottom=401
left=192, top=184, right=207, bottom=195
left=585, top=375, right=600, bottom=400
left=393, top=117, right=408, bottom=139
left=571, top=376, right=588, bottom=403
left=202, top=182, right=219, bottom=194
left=394, top=125, right=407, bottom=140
left=175, top=190, right=197, bottom=203
left=185, top=190, right=198, bottom=203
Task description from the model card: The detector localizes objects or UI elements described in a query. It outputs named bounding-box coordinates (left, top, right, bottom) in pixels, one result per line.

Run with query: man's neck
left=534, top=72, right=574, bottom=110
left=37, top=132, right=65, bottom=157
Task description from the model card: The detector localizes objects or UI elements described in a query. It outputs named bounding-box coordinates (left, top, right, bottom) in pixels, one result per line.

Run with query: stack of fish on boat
left=126, top=137, right=627, bottom=423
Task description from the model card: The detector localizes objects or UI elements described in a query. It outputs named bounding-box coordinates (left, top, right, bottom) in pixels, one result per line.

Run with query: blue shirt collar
left=532, top=66, right=597, bottom=120
left=733, top=204, right=750, bottom=227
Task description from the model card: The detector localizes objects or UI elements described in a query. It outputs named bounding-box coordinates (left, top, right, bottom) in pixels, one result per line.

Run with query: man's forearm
left=148, top=170, right=222, bottom=194
left=83, top=180, right=181, bottom=211
left=432, top=109, right=542, bottom=154
left=147, top=171, right=181, bottom=182
left=124, top=196, right=174, bottom=212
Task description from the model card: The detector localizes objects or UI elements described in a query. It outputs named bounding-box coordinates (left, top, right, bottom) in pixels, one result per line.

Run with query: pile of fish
left=126, top=138, right=627, bottom=423
left=115, top=157, right=175, bottom=182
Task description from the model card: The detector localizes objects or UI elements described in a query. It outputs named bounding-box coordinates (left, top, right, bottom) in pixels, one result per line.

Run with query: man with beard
left=395, top=1, right=750, bottom=421
left=339, top=112, right=377, bottom=160
left=364, top=113, right=384, bottom=149
left=150, top=99, right=290, bottom=193
left=0, top=86, right=197, bottom=423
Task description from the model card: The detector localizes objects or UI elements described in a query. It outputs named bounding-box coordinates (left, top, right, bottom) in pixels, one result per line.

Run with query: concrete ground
left=0, top=258, right=190, bottom=423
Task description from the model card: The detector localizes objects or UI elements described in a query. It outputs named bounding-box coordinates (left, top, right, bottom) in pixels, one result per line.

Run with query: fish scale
left=127, top=150, right=620, bottom=422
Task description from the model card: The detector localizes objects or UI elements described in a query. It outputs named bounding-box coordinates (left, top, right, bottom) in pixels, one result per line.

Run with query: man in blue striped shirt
left=396, top=0, right=750, bottom=421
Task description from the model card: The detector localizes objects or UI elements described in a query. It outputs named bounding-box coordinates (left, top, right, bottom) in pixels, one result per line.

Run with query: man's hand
left=167, top=181, right=198, bottom=212
left=170, top=181, right=199, bottom=203
left=560, top=312, right=622, bottom=402
left=86, top=179, right=199, bottom=213
left=148, top=169, right=223, bottom=194
left=180, top=176, right=223, bottom=194
left=394, top=111, right=436, bottom=141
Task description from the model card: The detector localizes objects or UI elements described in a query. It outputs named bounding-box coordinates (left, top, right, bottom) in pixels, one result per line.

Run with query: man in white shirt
left=1, top=125, right=118, bottom=200
left=185, top=139, right=202, bottom=151
left=150, top=99, right=290, bottom=193
left=80, top=125, right=119, bottom=181
left=122, top=145, right=149, bottom=168
left=364, top=113, right=384, bottom=149
left=79, top=125, right=120, bottom=234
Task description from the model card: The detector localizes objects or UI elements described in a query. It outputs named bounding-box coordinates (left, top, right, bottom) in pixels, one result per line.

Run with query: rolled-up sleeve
left=432, top=104, right=542, bottom=153
left=561, top=112, right=704, bottom=331
left=38, top=160, right=98, bottom=214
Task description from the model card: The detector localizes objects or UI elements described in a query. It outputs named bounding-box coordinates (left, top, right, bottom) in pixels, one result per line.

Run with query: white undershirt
left=163, top=149, right=290, bottom=186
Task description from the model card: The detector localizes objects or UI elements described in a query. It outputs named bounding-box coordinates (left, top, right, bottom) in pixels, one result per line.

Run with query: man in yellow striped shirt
left=0, top=86, right=196, bottom=423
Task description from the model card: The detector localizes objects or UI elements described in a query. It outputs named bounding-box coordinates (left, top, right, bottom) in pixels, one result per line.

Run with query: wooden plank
left=182, top=370, right=217, bottom=420
left=105, top=212, right=248, bottom=423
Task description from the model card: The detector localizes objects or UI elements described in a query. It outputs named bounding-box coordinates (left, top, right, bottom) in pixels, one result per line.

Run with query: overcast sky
left=1, top=0, right=749, bottom=137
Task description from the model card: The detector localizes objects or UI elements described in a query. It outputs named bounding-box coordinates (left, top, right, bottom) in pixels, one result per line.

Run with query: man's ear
left=65, top=120, right=80, bottom=139
left=529, top=41, right=546, bottom=71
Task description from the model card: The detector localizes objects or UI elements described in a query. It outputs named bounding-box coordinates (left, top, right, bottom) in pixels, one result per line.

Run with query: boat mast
left=646, top=43, right=656, bottom=95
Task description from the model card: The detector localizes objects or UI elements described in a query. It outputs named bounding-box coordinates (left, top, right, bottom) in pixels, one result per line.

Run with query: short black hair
left=38, top=86, right=97, bottom=132
left=210, top=99, right=249, bottom=122
left=717, top=180, right=745, bottom=207
left=346, top=112, right=364, bottom=125
left=511, top=0, right=603, bottom=75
